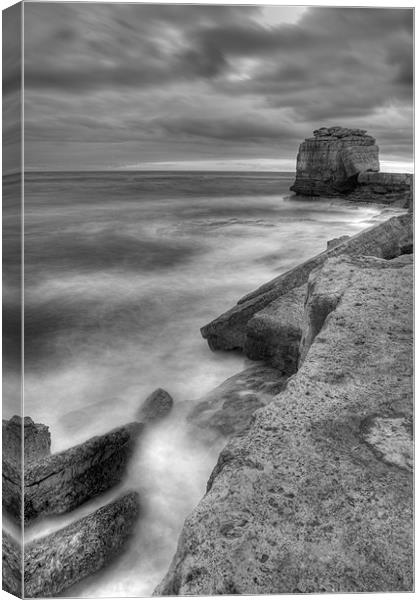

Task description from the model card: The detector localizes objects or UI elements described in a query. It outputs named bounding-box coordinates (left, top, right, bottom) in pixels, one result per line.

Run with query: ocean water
left=3, top=171, right=402, bottom=596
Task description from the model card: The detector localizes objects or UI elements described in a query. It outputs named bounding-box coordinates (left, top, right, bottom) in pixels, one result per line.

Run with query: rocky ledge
left=156, top=251, right=413, bottom=594
left=290, top=126, right=412, bottom=205
left=201, top=213, right=412, bottom=362
left=2, top=418, right=142, bottom=522
left=4, top=492, right=140, bottom=598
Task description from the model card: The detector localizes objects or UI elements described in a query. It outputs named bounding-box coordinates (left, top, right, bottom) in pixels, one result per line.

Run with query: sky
left=6, top=2, right=414, bottom=171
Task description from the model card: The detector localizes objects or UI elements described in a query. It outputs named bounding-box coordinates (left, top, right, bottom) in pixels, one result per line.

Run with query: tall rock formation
left=290, top=126, right=413, bottom=206
left=290, top=126, right=379, bottom=196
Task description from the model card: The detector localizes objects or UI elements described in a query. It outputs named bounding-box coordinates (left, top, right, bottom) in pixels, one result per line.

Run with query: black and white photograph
left=2, top=1, right=414, bottom=598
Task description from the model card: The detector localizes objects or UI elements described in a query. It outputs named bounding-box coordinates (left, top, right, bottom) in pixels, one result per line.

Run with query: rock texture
left=201, top=214, right=412, bottom=360
left=2, top=420, right=142, bottom=523
left=156, top=253, right=413, bottom=595
left=290, top=127, right=379, bottom=196
left=2, top=415, right=51, bottom=466
left=2, top=531, right=22, bottom=598
left=188, top=365, right=288, bottom=438
left=24, top=492, right=140, bottom=598
left=137, top=388, right=174, bottom=422
left=349, top=172, right=413, bottom=208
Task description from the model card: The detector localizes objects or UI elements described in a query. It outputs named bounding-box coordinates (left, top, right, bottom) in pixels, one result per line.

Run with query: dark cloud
left=23, top=4, right=413, bottom=170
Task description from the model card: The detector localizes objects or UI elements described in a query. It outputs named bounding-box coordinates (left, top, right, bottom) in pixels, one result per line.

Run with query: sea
left=2, top=170, right=404, bottom=596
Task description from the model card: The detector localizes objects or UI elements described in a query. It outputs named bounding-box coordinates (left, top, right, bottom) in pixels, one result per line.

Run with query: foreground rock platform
left=156, top=253, right=413, bottom=595
left=3, top=492, right=140, bottom=598
left=201, top=213, right=412, bottom=361
left=2, top=420, right=142, bottom=523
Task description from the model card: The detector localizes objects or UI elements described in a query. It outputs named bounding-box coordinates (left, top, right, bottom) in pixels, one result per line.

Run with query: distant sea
left=2, top=170, right=403, bottom=596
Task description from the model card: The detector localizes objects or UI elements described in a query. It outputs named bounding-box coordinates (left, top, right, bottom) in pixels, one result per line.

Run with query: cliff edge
left=156, top=252, right=413, bottom=594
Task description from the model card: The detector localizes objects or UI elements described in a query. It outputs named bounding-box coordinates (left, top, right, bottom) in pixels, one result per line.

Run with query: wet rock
left=201, top=214, right=412, bottom=353
left=137, top=388, right=174, bottom=422
left=2, top=422, right=142, bottom=523
left=188, top=365, right=288, bottom=438
left=157, top=254, right=413, bottom=595
left=24, top=492, right=140, bottom=598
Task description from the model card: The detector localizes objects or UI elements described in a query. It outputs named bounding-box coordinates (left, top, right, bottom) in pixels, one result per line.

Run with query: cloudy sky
left=20, top=2, right=413, bottom=171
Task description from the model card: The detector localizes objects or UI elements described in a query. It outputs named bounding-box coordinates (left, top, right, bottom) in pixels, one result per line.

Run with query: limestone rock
left=327, top=235, right=350, bottom=249
left=24, top=492, right=140, bottom=598
left=201, top=214, right=412, bottom=353
left=290, top=126, right=379, bottom=196
left=2, top=531, right=22, bottom=598
left=2, top=422, right=142, bottom=523
left=349, top=172, right=413, bottom=208
left=137, top=388, right=174, bottom=422
left=243, top=285, right=306, bottom=373
left=188, top=365, right=287, bottom=438
left=156, top=254, right=413, bottom=595
left=2, top=415, right=51, bottom=466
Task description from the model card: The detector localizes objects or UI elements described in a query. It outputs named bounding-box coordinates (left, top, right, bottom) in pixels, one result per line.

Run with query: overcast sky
left=20, top=3, right=413, bottom=171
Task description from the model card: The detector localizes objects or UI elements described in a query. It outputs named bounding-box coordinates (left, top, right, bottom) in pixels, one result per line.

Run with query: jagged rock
left=3, top=422, right=142, bottom=523
left=349, top=172, right=413, bottom=208
left=327, top=235, right=350, bottom=249
left=2, top=531, right=22, bottom=598
left=201, top=214, right=412, bottom=354
left=188, top=365, right=288, bottom=438
left=137, top=388, right=174, bottom=422
left=24, top=492, right=139, bottom=598
left=2, top=415, right=51, bottom=466
left=156, top=254, right=413, bottom=595
left=290, top=126, right=379, bottom=196
left=243, top=285, right=306, bottom=373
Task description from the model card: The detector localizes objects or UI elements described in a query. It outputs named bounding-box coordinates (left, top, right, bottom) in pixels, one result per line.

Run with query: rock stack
left=290, top=126, right=412, bottom=206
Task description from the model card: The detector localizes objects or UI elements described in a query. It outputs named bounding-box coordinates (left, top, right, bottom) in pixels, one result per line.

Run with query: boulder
left=201, top=214, right=412, bottom=355
left=137, top=388, right=174, bottom=422
left=3, top=421, right=142, bottom=523
left=188, top=365, right=288, bottom=438
left=290, top=126, right=379, bottom=196
left=24, top=492, right=140, bottom=598
left=156, top=254, right=413, bottom=595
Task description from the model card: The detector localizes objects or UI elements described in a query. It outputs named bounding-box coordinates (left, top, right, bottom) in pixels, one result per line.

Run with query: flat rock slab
left=8, top=492, right=139, bottom=598
left=188, top=365, right=288, bottom=439
left=201, top=214, right=412, bottom=353
left=156, top=254, right=413, bottom=595
left=3, top=422, right=142, bottom=523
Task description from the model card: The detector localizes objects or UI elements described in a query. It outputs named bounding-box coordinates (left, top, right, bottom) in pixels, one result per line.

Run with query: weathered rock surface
left=2, top=415, right=51, bottom=466
left=290, top=126, right=379, bottom=196
left=137, top=388, right=174, bottom=422
left=243, top=285, right=306, bottom=373
left=3, top=421, right=142, bottom=523
left=327, top=235, right=350, bottom=249
left=201, top=214, right=412, bottom=358
left=2, top=531, right=22, bottom=598
left=349, top=172, right=413, bottom=208
left=156, top=254, right=413, bottom=595
left=188, top=365, right=288, bottom=438
left=24, top=492, right=140, bottom=598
